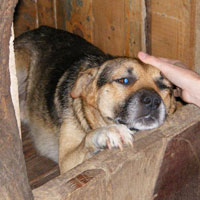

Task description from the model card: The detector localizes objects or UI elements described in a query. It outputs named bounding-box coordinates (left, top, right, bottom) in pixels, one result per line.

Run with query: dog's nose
left=140, top=90, right=161, bottom=110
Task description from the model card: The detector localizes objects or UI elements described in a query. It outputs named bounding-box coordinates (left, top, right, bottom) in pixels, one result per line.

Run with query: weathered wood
left=37, top=0, right=56, bottom=28
left=14, top=0, right=37, bottom=37
left=56, top=0, right=66, bottom=30
left=22, top=125, right=60, bottom=189
left=92, top=0, right=126, bottom=56
left=0, top=0, right=33, bottom=199
left=62, top=0, right=93, bottom=42
left=9, top=26, right=21, bottom=136
left=32, top=105, right=200, bottom=200
left=58, top=0, right=145, bottom=57
left=13, top=0, right=200, bottom=71
left=124, top=0, right=147, bottom=57
left=149, top=0, right=196, bottom=69
left=154, top=122, right=200, bottom=200
left=194, top=1, right=200, bottom=73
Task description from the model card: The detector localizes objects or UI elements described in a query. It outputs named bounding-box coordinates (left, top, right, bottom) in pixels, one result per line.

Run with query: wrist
left=189, top=76, right=200, bottom=107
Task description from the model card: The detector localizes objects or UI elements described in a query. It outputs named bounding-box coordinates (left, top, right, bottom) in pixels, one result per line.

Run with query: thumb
left=138, top=51, right=163, bottom=70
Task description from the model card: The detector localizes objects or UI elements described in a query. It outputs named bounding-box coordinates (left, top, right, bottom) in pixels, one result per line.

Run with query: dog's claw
left=118, top=143, right=123, bottom=151
left=129, top=140, right=134, bottom=148
left=93, top=124, right=134, bottom=151
left=106, top=140, right=112, bottom=149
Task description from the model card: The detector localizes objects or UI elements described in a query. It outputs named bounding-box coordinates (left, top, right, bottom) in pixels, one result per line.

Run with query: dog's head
left=71, top=58, right=176, bottom=131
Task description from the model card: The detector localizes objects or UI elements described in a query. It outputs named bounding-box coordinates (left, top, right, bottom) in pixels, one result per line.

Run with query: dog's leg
left=59, top=120, right=89, bottom=173
left=86, top=124, right=134, bottom=151
left=59, top=122, right=135, bottom=173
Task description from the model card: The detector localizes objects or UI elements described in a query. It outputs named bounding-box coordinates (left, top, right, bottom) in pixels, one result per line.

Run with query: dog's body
left=15, top=26, right=176, bottom=173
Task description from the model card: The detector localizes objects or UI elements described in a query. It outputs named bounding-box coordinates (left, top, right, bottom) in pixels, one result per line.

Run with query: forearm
left=185, top=76, right=200, bottom=107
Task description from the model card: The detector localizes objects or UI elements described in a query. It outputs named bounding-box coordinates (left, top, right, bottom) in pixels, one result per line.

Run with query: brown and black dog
left=14, top=26, right=176, bottom=173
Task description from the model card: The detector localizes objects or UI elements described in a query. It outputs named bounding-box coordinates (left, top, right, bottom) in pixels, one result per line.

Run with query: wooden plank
left=14, top=0, right=37, bottom=37
left=22, top=125, right=60, bottom=189
left=56, top=0, right=145, bottom=56
left=57, top=0, right=93, bottom=42
left=150, top=0, right=196, bottom=69
left=37, top=0, right=56, bottom=28
left=55, top=0, right=66, bottom=30
left=124, top=0, right=146, bottom=57
left=194, top=0, right=200, bottom=73
left=0, top=0, right=33, bottom=199
left=153, top=122, right=200, bottom=200
left=33, top=105, right=200, bottom=199
left=93, top=0, right=145, bottom=57
left=92, top=0, right=126, bottom=56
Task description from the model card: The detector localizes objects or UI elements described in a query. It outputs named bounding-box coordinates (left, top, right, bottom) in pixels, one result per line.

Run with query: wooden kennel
left=1, top=0, right=200, bottom=199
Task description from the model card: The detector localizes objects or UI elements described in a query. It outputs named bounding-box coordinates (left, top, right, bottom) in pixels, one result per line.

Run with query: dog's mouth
left=116, top=112, right=164, bottom=131
left=114, top=89, right=167, bottom=131
left=130, top=113, right=165, bottom=131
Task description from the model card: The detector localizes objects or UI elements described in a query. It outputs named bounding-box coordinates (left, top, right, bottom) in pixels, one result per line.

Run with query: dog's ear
left=71, top=67, right=98, bottom=98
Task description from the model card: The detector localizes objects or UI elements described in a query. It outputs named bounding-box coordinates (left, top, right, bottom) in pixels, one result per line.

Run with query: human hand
left=138, top=52, right=200, bottom=108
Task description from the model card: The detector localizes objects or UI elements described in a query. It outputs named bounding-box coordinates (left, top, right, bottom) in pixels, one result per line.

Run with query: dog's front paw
left=92, top=124, right=134, bottom=150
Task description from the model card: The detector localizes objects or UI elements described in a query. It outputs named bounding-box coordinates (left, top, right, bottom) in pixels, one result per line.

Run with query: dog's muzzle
left=116, top=89, right=166, bottom=131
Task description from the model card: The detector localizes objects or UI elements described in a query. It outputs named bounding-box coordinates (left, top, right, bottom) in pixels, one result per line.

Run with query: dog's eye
left=115, top=77, right=134, bottom=85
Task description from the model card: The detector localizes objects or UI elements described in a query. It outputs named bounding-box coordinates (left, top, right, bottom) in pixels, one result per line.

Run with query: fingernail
left=138, top=52, right=148, bottom=59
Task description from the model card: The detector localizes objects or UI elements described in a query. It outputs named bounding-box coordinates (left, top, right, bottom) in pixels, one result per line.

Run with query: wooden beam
left=37, top=0, right=56, bottom=28
left=0, top=0, right=33, bottom=199
left=149, top=0, right=196, bottom=69
left=63, top=0, right=93, bottom=42
left=14, top=0, right=37, bottom=37
left=194, top=0, right=200, bottom=73
left=33, top=105, right=200, bottom=200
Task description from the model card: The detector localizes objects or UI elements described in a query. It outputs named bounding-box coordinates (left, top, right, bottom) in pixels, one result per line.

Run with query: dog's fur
left=14, top=26, right=176, bottom=173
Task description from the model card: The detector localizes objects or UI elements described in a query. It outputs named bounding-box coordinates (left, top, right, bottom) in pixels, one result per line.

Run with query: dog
left=14, top=26, right=176, bottom=173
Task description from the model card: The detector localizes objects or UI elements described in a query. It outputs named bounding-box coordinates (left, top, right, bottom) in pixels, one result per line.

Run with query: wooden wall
left=14, top=0, right=146, bottom=58
left=14, top=0, right=200, bottom=70
left=0, top=0, right=33, bottom=199
left=148, top=0, right=198, bottom=69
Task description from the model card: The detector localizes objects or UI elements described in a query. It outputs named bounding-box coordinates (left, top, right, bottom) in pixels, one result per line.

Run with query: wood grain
left=32, top=105, right=200, bottom=200
left=37, top=0, right=56, bottom=28
left=0, top=0, right=33, bottom=199
left=22, top=125, right=60, bottom=189
left=154, top=122, right=200, bottom=200
left=124, top=0, right=146, bottom=57
left=150, top=0, right=196, bottom=69
left=14, top=0, right=37, bottom=37
left=63, top=0, right=93, bottom=42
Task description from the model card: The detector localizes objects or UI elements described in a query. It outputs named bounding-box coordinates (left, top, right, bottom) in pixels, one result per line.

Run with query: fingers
left=159, top=58, right=188, bottom=69
left=138, top=51, right=195, bottom=89
left=173, top=87, right=182, bottom=97
left=138, top=52, right=173, bottom=71
left=138, top=52, right=188, bottom=70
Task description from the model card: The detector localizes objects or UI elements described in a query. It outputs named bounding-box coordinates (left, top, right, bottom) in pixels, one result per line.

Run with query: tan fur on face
left=74, top=58, right=176, bottom=124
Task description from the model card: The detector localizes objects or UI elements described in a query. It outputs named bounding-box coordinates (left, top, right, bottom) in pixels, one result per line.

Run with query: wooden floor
left=22, top=125, right=60, bottom=189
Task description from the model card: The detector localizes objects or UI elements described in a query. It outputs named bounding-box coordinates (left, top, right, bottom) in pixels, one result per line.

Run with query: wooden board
left=154, top=122, right=200, bottom=200
left=14, top=0, right=200, bottom=71
left=14, top=0, right=145, bottom=57
left=22, top=125, right=60, bottom=190
left=61, top=0, right=93, bottom=42
left=56, top=0, right=145, bottom=57
left=92, top=0, right=126, bottom=56
left=194, top=1, right=200, bottom=73
left=32, top=105, right=200, bottom=200
left=37, top=0, right=56, bottom=27
left=14, top=0, right=37, bottom=37
left=149, top=0, right=196, bottom=69
left=0, top=0, right=33, bottom=199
